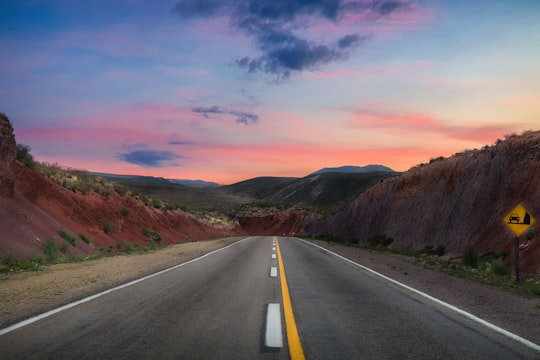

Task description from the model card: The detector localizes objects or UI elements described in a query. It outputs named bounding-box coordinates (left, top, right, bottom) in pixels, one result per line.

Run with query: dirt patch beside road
left=0, top=237, right=243, bottom=329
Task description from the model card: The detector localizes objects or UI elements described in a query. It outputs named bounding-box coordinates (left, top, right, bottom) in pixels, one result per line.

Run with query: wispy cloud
left=168, top=140, right=194, bottom=146
left=191, top=105, right=259, bottom=125
left=173, top=0, right=418, bottom=80
left=117, top=149, right=183, bottom=167
left=344, top=106, right=515, bottom=143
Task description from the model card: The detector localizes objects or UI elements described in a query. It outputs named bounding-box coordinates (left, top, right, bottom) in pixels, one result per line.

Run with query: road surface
left=1, top=236, right=538, bottom=359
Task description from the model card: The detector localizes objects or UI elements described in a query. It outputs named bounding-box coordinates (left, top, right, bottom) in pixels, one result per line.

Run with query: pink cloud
left=343, top=106, right=516, bottom=143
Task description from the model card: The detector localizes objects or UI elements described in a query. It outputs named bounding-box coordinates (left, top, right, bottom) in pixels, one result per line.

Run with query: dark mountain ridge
left=309, top=164, right=395, bottom=175
left=219, top=171, right=398, bottom=208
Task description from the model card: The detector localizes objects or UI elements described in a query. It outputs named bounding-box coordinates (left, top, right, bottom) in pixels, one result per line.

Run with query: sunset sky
left=2, top=0, right=539, bottom=184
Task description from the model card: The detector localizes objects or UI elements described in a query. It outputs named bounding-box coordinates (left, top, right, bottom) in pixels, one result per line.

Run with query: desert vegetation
left=306, top=234, right=540, bottom=298
left=16, top=145, right=183, bottom=210
left=58, top=229, right=77, bottom=246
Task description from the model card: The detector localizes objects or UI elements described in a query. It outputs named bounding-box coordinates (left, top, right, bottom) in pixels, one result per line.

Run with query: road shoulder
left=308, top=239, right=540, bottom=345
left=0, top=237, right=244, bottom=329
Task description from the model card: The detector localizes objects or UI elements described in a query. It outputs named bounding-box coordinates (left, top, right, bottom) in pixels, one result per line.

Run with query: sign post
left=503, top=203, right=536, bottom=283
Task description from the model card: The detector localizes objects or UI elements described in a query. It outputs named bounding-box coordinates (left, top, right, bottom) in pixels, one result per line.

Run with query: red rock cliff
left=0, top=113, right=16, bottom=198
left=303, top=131, right=540, bottom=275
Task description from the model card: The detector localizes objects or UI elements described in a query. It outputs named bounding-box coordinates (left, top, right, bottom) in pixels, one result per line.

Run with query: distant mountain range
left=93, top=165, right=393, bottom=188
left=90, top=165, right=398, bottom=211
left=91, top=172, right=219, bottom=188
left=309, top=165, right=394, bottom=175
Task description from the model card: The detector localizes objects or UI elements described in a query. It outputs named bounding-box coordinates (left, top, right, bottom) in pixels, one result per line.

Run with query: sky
left=1, top=0, right=539, bottom=184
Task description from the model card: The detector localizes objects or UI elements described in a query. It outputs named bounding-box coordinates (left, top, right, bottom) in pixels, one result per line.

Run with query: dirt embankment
left=0, top=161, right=247, bottom=260
left=303, top=131, right=540, bottom=277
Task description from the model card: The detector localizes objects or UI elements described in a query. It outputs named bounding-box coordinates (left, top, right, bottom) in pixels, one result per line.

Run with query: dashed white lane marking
left=0, top=237, right=255, bottom=336
left=272, top=253, right=277, bottom=259
left=270, top=266, right=278, bottom=277
left=296, top=238, right=540, bottom=353
left=265, top=303, right=283, bottom=348
left=272, top=247, right=276, bottom=251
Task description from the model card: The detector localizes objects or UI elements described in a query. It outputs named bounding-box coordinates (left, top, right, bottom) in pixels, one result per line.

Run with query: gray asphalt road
left=1, top=236, right=539, bottom=359
left=0, top=237, right=287, bottom=360
left=279, top=237, right=539, bottom=359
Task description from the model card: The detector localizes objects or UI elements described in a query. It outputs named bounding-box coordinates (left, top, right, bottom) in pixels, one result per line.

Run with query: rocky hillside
left=302, top=131, right=540, bottom=276
left=0, top=113, right=16, bottom=197
left=0, top=114, right=248, bottom=261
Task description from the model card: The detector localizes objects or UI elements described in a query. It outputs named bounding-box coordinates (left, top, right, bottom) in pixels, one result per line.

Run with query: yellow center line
left=275, top=236, right=306, bottom=360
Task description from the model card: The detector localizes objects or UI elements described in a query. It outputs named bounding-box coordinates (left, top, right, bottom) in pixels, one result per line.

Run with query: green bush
left=368, top=234, right=393, bottom=247
left=102, top=220, right=116, bottom=234
left=121, top=206, right=132, bottom=216
left=491, top=259, right=508, bottom=276
left=142, top=227, right=162, bottom=243
left=16, top=144, right=35, bottom=168
left=43, top=239, right=59, bottom=263
left=462, top=246, right=478, bottom=268
left=118, top=241, right=140, bottom=253
left=435, top=244, right=446, bottom=257
left=58, top=230, right=76, bottom=246
left=60, top=241, right=69, bottom=254
left=14, top=259, right=41, bottom=271
left=79, top=233, right=92, bottom=244
left=3, top=249, right=14, bottom=266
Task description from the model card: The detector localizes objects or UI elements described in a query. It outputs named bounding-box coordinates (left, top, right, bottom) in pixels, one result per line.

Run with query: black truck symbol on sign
left=508, top=212, right=531, bottom=225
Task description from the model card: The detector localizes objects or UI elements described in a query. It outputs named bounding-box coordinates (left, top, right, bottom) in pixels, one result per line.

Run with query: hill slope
left=309, top=164, right=394, bottom=175
left=220, top=172, right=398, bottom=208
left=302, top=131, right=540, bottom=276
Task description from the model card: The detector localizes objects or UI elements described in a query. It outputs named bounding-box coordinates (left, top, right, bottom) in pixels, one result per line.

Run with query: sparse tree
left=16, top=143, right=35, bottom=168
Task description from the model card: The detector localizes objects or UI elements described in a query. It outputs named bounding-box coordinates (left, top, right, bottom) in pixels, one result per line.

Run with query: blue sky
left=1, top=0, right=539, bottom=184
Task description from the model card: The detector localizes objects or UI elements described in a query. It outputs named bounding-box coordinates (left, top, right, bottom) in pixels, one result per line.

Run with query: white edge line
left=296, top=237, right=540, bottom=353
left=265, top=303, right=283, bottom=348
left=0, top=237, right=254, bottom=336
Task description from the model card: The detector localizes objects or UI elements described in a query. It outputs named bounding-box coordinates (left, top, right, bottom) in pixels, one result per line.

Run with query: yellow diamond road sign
left=503, top=203, right=536, bottom=237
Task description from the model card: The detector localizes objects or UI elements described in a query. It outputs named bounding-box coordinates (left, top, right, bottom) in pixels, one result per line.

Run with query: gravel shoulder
left=0, top=237, right=242, bottom=329
left=1, top=236, right=539, bottom=347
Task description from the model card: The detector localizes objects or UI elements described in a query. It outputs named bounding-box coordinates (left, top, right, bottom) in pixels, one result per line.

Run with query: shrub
left=79, top=233, right=92, bottom=244
left=3, top=249, right=14, bottom=266
left=102, top=220, right=116, bottom=234
left=152, top=198, right=163, bottom=209
left=60, top=241, right=69, bottom=254
left=142, top=227, right=162, bottom=243
left=368, top=234, right=393, bottom=247
left=58, top=230, right=76, bottom=246
left=435, top=245, right=446, bottom=257
left=462, top=246, right=478, bottom=268
left=15, top=259, right=41, bottom=271
left=114, top=183, right=128, bottom=196
left=491, top=259, right=508, bottom=276
left=29, top=254, right=45, bottom=265
left=121, top=206, right=132, bottom=216
left=118, top=241, right=140, bottom=253
left=16, top=144, right=35, bottom=168
left=43, top=239, right=59, bottom=263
